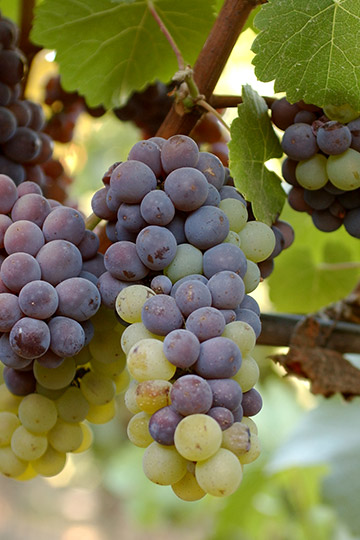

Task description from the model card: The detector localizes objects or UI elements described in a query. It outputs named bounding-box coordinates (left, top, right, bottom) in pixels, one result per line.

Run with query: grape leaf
left=31, top=0, right=216, bottom=108
left=252, top=0, right=360, bottom=110
left=267, top=206, right=360, bottom=313
left=228, top=85, right=285, bottom=225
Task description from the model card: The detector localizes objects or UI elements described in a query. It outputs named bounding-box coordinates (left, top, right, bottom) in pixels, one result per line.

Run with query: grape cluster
left=0, top=173, right=130, bottom=479
left=273, top=98, right=360, bottom=237
left=90, top=135, right=272, bottom=499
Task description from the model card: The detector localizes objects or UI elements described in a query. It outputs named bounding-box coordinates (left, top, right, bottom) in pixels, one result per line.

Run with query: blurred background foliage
left=1, top=1, right=360, bottom=539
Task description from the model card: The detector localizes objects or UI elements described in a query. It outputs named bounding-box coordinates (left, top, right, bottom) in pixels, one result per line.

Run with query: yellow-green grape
left=195, top=447, right=243, bottom=497
left=326, top=148, right=360, bottom=190
left=72, top=422, right=93, bottom=453
left=32, top=445, right=67, bottom=477
left=219, top=198, right=248, bottom=232
left=86, top=400, right=116, bottom=424
left=0, top=412, right=20, bottom=446
left=222, top=321, right=256, bottom=357
left=221, top=422, right=251, bottom=456
left=242, top=260, right=261, bottom=294
left=18, top=394, right=58, bottom=434
left=238, top=432, right=261, bottom=464
left=164, top=244, right=203, bottom=283
left=127, top=339, right=176, bottom=382
left=223, top=230, right=241, bottom=247
left=90, top=305, right=119, bottom=331
left=113, top=369, right=131, bottom=394
left=0, top=446, right=27, bottom=477
left=232, top=356, right=260, bottom=392
left=15, top=463, right=37, bottom=481
left=323, top=103, right=359, bottom=123
left=73, top=345, right=92, bottom=366
left=80, top=371, right=116, bottom=406
left=121, top=322, right=159, bottom=355
left=116, top=285, right=155, bottom=323
left=56, top=387, right=90, bottom=423
left=238, top=222, right=275, bottom=263
left=90, top=355, right=126, bottom=378
left=0, top=383, right=22, bottom=413
left=33, top=357, right=76, bottom=390
left=241, top=416, right=258, bottom=435
left=142, top=442, right=187, bottom=485
left=11, top=426, right=48, bottom=461
left=171, top=471, right=206, bottom=501
left=295, top=154, right=328, bottom=190
left=124, top=380, right=141, bottom=414
left=174, top=414, right=222, bottom=461
left=89, top=328, right=123, bottom=365
left=35, top=384, right=66, bottom=400
left=135, top=380, right=172, bottom=414
left=127, top=412, right=153, bottom=447
left=48, top=419, right=83, bottom=453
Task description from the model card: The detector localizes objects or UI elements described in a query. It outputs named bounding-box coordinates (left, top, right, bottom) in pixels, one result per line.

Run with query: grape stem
left=210, top=94, right=276, bottom=109
left=85, top=212, right=102, bottom=231
left=147, top=0, right=185, bottom=71
left=196, top=98, right=231, bottom=133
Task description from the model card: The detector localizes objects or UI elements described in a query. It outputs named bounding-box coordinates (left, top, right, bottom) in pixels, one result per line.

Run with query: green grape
left=0, top=383, right=22, bottom=413
left=90, top=305, right=119, bottom=331
left=124, top=380, right=141, bottom=414
left=222, top=321, right=256, bottom=356
left=35, top=384, right=67, bottom=400
left=11, top=425, right=48, bottom=461
left=0, top=412, right=21, bottom=446
left=195, top=447, right=243, bottom=497
left=113, top=369, right=131, bottom=394
left=164, top=244, right=203, bottom=283
left=121, top=322, right=159, bottom=355
left=73, top=345, right=92, bottom=366
left=238, top=222, right=275, bottom=263
left=174, top=414, right=222, bottom=461
left=171, top=471, right=206, bottom=501
left=127, top=339, right=176, bottom=382
left=89, top=328, right=123, bottom=365
left=90, top=354, right=126, bottom=378
left=33, top=357, right=76, bottom=390
left=326, top=148, right=360, bottom=190
left=142, top=442, right=187, bottom=485
left=238, top=432, right=261, bottom=464
left=48, top=419, right=83, bottom=453
left=221, top=422, right=251, bottom=456
left=85, top=400, right=116, bottom=424
left=72, top=422, right=93, bottom=453
left=115, top=285, right=155, bottom=323
left=0, top=446, right=27, bottom=477
left=18, top=393, right=58, bottom=434
left=15, top=463, right=37, bottom=481
left=223, top=230, right=241, bottom=247
left=232, top=356, right=260, bottom=392
left=32, top=445, right=67, bottom=477
left=241, top=416, right=258, bottom=435
left=295, top=154, right=328, bottom=190
left=127, top=411, right=153, bottom=447
left=323, top=103, right=359, bottom=123
left=56, top=386, right=90, bottom=423
left=80, top=371, right=116, bottom=405
left=219, top=198, right=248, bottom=232
left=242, top=260, right=261, bottom=293
left=135, top=379, right=172, bottom=414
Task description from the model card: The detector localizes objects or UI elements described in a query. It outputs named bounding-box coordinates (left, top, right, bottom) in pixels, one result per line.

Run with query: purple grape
left=81, top=320, right=95, bottom=346
left=163, top=329, right=200, bottom=368
left=203, top=183, right=221, bottom=207
left=164, top=167, right=209, bottom=212
left=135, top=226, right=177, bottom=270
left=114, top=221, right=137, bottom=242
left=104, top=241, right=149, bottom=281
left=207, top=407, right=234, bottom=430
left=141, top=294, right=183, bottom=335
left=185, top=306, right=226, bottom=342
left=344, top=208, right=360, bottom=238
left=3, top=366, right=36, bottom=396
left=170, top=374, right=213, bottom=415
left=338, top=189, right=360, bottom=210
left=207, top=271, right=245, bottom=310
left=140, top=190, right=175, bottom=226
left=150, top=275, right=173, bottom=295
left=4, top=219, right=45, bottom=256
left=97, top=271, right=129, bottom=309
left=311, top=209, right=342, bottom=232
left=238, top=295, right=260, bottom=316
left=184, top=206, right=229, bottom=250
left=0, top=292, right=23, bottom=331
left=82, top=253, right=106, bottom=278
left=258, top=258, right=274, bottom=279
left=11, top=193, right=51, bottom=227
left=48, top=316, right=85, bottom=357
left=42, top=206, right=86, bottom=245
left=148, top=406, right=183, bottom=446
left=174, top=280, right=212, bottom=317
left=117, top=203, right=147, bottom=233
left=55, top=277, right=101, bottom=321
left=0, top=214, right=12, bottom=248
left=207, top=378, right=242, bottom=410
left=35, top=349, right=64, bottom=369
left=0, top=106, right=16, bottom=143
left=79, top=270, right=98, bottom=286
left=2, top=127, right=42, bottom=163
left=170, top=274, right=208, bottom=298
left=194, top=336, right=242, bottom=378
left=271, top=97, right=300, bottom=130
left=18, top=280, right=59, bottom=319
left=294, top=110, right=317, bottom=124
left=36, top=240, right=82, bottom=285
left=128, top=140, right=162, bottom=176
left=105, top=187, right=122, bottom=213
left=235, top=308, right=262, bottom=338
left=281, top=157, right=300, bottom=186
left=165, top=212, right=187, bottom=244
left=0, top=333, right=33, bottom=369
left=288, top=186, right=312, bottom=212
left=91, top=187, right=117, bottom=221
left=348, top=117, right=360, bottom=152
left=0, top=156, right=25, bottom=185
left=110, top=160, right=157, bottom=203
left=1, top=252, right=41, bottom=292
left=77, top=229, right=100, bottom=261
left=105, top=221, right=117, bottom=243
left=219, top=185, right=246, bottom=205
left=195, top=151, right=225, bottom=189
left=219, top=309, right=236, bottom=324
left=303, top=188, right=335, bottom=210
left=0, top=173, right=18, bottom=213
left=9, top=317, right=50, bottom=359
left=160, top=134, right=199, bottom=173
left=7, top=100, right=31, bottom=127
left=203, top=243, right=247, bottom=278
left=317, top=121, right=352, bottom=155
left=281, top=123, right=318, bottom=160
left=232, top=405, right=244, bottom=422
left=242, top=388, right=263, bottom=416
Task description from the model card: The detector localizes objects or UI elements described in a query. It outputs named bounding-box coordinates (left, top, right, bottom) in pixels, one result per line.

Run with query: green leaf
left=267, top=205, right=360, bottom=313
left=251, top=0, right=360, bottom=110
left=31, top=0, right=215, bottom=108
left=228, top=85, right=286, bottom=225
